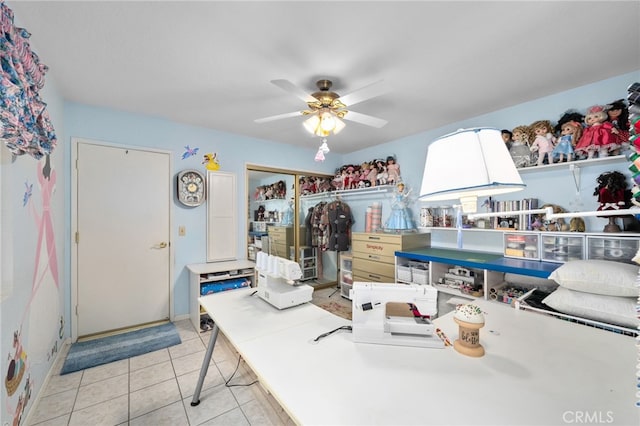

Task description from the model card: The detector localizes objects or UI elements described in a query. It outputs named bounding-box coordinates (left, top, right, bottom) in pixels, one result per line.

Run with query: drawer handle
left=368, top=236, right=381, bottom=240
left=368, top=274, right=381, bottom=280
left=368, top=255, right=380, bottom=260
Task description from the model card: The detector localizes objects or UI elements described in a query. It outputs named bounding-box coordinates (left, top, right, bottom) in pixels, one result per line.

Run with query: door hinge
left=75, top=232, right=79, bottom=243
left=75, top=305, right=78, bottom=315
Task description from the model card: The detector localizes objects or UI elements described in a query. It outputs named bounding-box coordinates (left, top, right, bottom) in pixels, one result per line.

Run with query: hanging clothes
left=310, top=202, right=328, bottom=251
left=304, top=207, right=314, bottom=247
left=324, top=200, right=353, bottom=252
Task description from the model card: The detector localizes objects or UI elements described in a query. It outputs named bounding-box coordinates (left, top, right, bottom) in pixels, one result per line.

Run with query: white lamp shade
left=303, top=115, right=320, bottom=134
left=320, top=111, right=335, bottom=131
left=419, top=127, right=525, bottom=204
left=333, top=117, right=346, bottom=134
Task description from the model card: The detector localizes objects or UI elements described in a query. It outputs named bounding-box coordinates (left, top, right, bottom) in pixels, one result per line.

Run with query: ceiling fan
left=255, top=79, right=389, bottom=136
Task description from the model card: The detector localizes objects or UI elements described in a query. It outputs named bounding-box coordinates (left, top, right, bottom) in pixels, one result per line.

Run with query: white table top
left=199, top=288, right=639, bottom=426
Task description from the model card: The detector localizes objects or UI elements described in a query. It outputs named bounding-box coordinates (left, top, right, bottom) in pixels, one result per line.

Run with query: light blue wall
left=63, top=103, right=340, bottom=318
left=343, top=71, right=640, bottom=249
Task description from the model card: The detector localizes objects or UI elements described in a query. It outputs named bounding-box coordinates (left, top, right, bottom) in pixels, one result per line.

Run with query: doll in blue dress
left=552, top=120, right=582, bottom=163
left=385, top=182, right=415, bottom=231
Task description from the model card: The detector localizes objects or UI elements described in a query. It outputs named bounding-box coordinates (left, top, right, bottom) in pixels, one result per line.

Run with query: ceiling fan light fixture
left=304, top=110, right=342, bottom=137
left=320, top=111, right=335, bottom=132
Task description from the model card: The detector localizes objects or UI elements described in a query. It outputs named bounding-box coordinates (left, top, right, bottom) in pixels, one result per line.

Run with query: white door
left=74, top=141, right=171, bottom=337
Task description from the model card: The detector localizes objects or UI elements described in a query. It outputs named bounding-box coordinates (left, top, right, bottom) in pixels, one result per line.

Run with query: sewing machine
left=351, top=282, right=444, bottom=348
left=255, top=252, right=313, bottom=309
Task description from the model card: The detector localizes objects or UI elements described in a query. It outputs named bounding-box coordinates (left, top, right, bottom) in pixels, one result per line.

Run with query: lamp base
left=603, top=217, right=621, bottom=233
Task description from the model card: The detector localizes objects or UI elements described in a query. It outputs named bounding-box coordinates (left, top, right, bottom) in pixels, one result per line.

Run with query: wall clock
left=177, top=169, right=206, bottom=207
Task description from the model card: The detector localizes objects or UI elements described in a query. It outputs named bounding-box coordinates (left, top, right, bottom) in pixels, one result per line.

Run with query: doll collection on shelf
left=503, top=89, right=633, bottom=169
left=298, top=155, right=402, bottom=196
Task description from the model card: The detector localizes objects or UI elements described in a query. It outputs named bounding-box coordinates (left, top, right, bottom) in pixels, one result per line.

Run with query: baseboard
left=173, top=313, right=190, bottom=322
left=22, top=337, right=72, bottom=426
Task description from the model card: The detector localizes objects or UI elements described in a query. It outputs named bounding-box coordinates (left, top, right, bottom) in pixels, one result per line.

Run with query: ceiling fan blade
left=342, top=110, right=388, bottom=128
left=254, top=111, right=303, bottom=124
left=338, top=80, right=390, bottom=107
left=271, top=79, right=318, bottom=103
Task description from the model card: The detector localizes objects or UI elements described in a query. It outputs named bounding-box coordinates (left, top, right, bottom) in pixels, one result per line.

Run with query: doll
left=509, top=125, right=533, bottom=168
left=360, top=161, right=370, bottom=186
left=552, top=120, right=582, bottom=163
left=331, top=171, right=342, bottom=190
left=343, top=166, right=355, bottom=189
left=386, top=155, right=401, bottom=184
left=593, top=171, right=628, bottom=232
left=554, top=110, right=584, bottom=133
left=276, top=180, right=286, bottom=199
left=529, top=120, right=556, bottom=166
left=574, top=105, right=617, bottom=159
left=264, top=184, right=274, bottom=199
left=501, top=129, right=513, bottom=150
left=367, top=161, right=378, bottom=187
left=384, top=182, right=415, bottom=231
left=376, top=159, right=388, bottom=185
left=605, top=99, right=630, bottom=154
left=538, top=204, right=569, bottom=232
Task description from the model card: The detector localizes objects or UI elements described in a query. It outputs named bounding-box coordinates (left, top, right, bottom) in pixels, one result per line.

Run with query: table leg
left=190, top=323, right=219, bottom=406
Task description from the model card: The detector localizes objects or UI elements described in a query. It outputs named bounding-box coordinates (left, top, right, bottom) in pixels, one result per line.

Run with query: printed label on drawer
left=352, top=240, right=398, bottom=258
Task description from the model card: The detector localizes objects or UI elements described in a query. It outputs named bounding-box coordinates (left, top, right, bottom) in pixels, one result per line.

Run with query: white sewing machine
left=351, top=282, right=444, bottom=348
left=255, top=252, right=313, bottom=309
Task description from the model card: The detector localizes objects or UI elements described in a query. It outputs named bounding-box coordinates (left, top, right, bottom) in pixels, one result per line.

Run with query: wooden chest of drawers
left=267, top=225, right=293, bottom=259
left=352, top=232, right=430, bottom=283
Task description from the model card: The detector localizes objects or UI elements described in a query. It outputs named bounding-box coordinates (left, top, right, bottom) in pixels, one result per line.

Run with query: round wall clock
left=177, top=169, right=206, bottom=207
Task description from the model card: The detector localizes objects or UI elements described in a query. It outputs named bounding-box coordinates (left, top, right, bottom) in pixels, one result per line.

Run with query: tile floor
left=28, top=319, right=294, bottom=426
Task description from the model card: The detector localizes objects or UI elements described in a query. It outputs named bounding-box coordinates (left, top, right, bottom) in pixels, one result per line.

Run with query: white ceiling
left=9, top=1, right=640, bottom=153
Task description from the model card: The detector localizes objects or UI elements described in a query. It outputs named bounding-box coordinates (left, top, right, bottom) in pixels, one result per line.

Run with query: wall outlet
left=178, top=226, right=186, bottom=236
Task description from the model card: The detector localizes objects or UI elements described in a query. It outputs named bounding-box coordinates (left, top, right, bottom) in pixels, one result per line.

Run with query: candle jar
left=420, top=208, right=433, bottom=227
left=440, top=207, right=452, bottom=228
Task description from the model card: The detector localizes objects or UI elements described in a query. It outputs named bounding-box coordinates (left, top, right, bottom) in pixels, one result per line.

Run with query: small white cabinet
left=188, top=260, right=255, bottom=329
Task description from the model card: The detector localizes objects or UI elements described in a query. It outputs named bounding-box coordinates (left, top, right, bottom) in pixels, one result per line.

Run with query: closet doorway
left=245, top=165, right=338, bottom=288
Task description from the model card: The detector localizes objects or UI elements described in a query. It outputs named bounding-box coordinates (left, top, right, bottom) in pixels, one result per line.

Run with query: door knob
left=153, top=242, right=168, bottom=249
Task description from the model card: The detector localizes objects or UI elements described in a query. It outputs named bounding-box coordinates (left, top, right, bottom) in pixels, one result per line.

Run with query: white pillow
left=504, top=273, right=558, bottom=291
left=542, top=287, right=638, bottom=329
left=548, top=260, right=639, bottom=297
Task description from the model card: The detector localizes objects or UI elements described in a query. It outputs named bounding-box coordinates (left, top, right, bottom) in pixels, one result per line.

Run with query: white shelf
left=423, top=227, right=640, bottom=237
left=200, top=272, right=255, bottom=284
left=433, top=284, right=481, bottom=299
left=516, top=154, right=625, bottom=174
left=300, top=185, right=394, bottom=201
left=419, top=226, right=504, bottom=233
